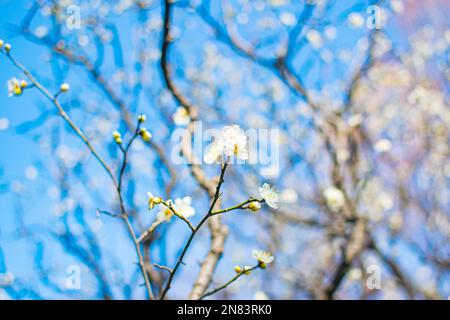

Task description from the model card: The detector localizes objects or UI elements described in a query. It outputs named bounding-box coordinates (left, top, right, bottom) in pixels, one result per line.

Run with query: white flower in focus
left=324, top=186, right=345, bottom=212
left=204, top=141, right=223, bottom=164
left=173, top=107, right=190, bottom=126
left=204, top=124, right=249, bottom=164
left=174, top=196, right=195, bottom=218
left=157, top=200, right=174, bottom=222
left=252, top=249, right=274, bottom=264
left=348, top=12, right=364, bottom=28
left=259, top=183, right=279, bottom=209
left=7, top=78, right=24, bottom=97
left=220, top=125, right=249, bottom=160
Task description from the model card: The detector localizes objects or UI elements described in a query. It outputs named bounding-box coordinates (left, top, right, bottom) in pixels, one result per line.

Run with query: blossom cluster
left=204, top=125, right=249, bottom=164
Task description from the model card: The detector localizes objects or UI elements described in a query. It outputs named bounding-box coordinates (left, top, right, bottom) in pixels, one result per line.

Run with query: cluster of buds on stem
left=252, top=250, right=274, bottom=270
left=0, top=39, right=12, bottom=52
left=112, top=131, right=122, bottom=144
left=139, top=128, right=152, bottom=142
left=147, top=192, right=162, bottom=210
left=248, top=201, right=262, bottom=212
left=234, top=265, right=252, bottom=275
left=137, top=114, right=146, bottom=123
left=7, top=78, right=27, bottom=97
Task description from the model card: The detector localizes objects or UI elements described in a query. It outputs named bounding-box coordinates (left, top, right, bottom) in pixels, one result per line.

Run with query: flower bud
left=234, top=266, right=242, bottom=274
left=60, top=83, right=70, bottom=92
left=112, top=131, right=122, bottom=144
left=243, top=266, right=252, bottom=275
left=147, top=192, right=162, bottom=210
left=138, top=114, right=146, bottom=123
left=139, top=128, right=152, bottom=142
left=248, top=201, right=261, bottom=212
left=4, top=43, right=11, bottom=52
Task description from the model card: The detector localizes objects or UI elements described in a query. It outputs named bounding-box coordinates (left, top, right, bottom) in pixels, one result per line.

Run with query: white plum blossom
left=7, top=78, right=24, bottom=97
left=173, top=107, right=190, bottom=126
left=173, top=196, right=195, bottom=218
left=259, top=183, right=279, bottom=209
left=204, top=124, right=249, bottom=164
left=204, top=141, right=223, bottom=164
left=323, top=186, right=345, bottom=212
left=157, top=200, right=174, bottom=222
left=220, top=125, right=249, bottom=159
left=252, top=249, right=274, bottom=264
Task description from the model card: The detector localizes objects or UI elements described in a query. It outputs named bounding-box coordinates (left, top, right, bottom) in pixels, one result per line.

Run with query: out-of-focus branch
left=369, top=239, right=441, bottom=300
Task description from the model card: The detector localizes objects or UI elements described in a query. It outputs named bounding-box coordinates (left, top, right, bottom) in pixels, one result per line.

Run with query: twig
left=161, top=201, right=196, bottom=232
left=154, top=263, right=173, bottom=274
left=159, top=161, right=229, bottom=300
left=137, top=220, right=162, bottom=243
left=4, top=51, right=118, bottom=187
left=210, top=199, right=264, bottom=216
left=199, top=265, right=259, bottom=300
